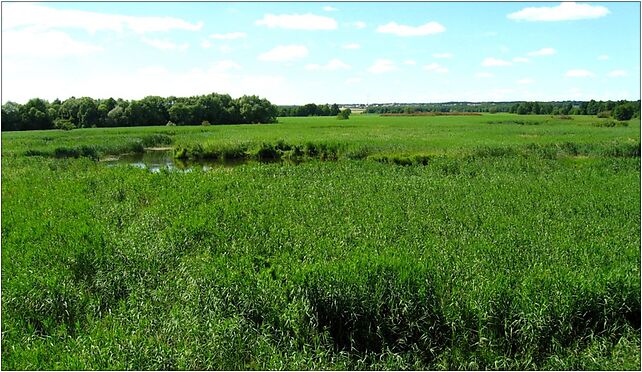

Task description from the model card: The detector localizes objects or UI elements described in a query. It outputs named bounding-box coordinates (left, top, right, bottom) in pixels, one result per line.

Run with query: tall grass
left=1, top=114, right=640, bottom=369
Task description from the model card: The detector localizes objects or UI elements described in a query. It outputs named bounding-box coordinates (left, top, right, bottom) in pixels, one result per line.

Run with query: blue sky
left=2, top=2, right=639, bottom=104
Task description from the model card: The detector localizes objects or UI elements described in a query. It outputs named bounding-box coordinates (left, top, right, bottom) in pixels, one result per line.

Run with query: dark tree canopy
left=2, top=93, right=279, bottom=131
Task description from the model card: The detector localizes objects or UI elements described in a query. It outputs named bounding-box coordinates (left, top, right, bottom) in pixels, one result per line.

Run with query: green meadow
left=2, top=114, right=640, bottom=370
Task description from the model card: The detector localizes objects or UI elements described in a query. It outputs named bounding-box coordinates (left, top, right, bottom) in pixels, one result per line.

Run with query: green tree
left=77, top=97, right=99, bottom=128
left=1, top=102, right=22, bottom=131
left=613, top=104, right=634, bottom=121
left=20, top=98, right=52, bottom=130
left=337, top=108, right=352, bottom=120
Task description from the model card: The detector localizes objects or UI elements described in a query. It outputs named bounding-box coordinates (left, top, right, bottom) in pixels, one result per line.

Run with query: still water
left=101, top=149, right=266, bottom=172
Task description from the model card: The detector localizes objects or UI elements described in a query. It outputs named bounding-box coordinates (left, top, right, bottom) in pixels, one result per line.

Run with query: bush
left=202, top=120, right=211, bottom=126
left=613, top=105, right=635, bottom=121
left=597, top=111, right=611, bottom=118
left=337, top=108, right=352, bottom=120
left=166, top=121, right=176, bottom=126
left=53, top=118, right=75, bottom=131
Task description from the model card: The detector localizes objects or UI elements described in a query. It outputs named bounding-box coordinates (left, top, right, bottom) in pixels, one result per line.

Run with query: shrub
left=613, top=105, right=635, bottom=121
left=53, top=118, right=75, bottom=131
left=166, top=121, right=176, bottom=126
left=202, top=120, right=211, bottom=126
left=597, top=111, right=611, bottom=118
left=337, top=108, right=352, bottom=120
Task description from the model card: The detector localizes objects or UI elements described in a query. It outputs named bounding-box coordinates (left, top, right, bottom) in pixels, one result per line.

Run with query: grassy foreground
left=2, top=114, right=640, bottom=369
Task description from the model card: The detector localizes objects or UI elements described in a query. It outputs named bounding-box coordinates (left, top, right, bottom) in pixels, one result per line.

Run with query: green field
left=2, top=114, right=640, bottom=370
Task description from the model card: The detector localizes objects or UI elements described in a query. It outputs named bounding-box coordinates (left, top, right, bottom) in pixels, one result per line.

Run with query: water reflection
left=102, top=149, right=282, bottom=172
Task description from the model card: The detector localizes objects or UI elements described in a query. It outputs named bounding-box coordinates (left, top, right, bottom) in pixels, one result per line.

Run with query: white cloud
left=305, top=59, right=350, bottom=71
left=368, top=59, right=396, bottom=74
left=209, top=32, right=247, bottom=40
left=142, top=38, right=189, bottom=51
left=517, top=78, right=535, bottom=84
left=255, top=13, right=337, bottom=30
left=3, top=28, right=103, bottom=58
left=323, top=6, right=338, bottom=12
left=404, top=60, right=417, bottom=65
left=3, top=3, right=203, bottom=34
left=607, top=70, right=627, bottom=77
left=201, top=40, right=212, bottom=49
left=598, top=54, right=610, bottom=60
left=342, top=43, right=361, bottom=49
left=376, top=21, right=445, bottom=36
left=258, top=45, right=309, bottom=62
left=482, top=57, right=512, bottom=67
left=353, top=21, right=367, bottom=29
left=507, top=2, right=610, bottom=22
left=565, top=69, right=595, bottom=78
left=527, top=47, right=556, bottom=56
left=3, top=61, right=294, bottom=104
left=423, top=62, right=448, bottom=73
left=475, top=72, right=494, bottom=78
left=512, top=57, right=530, bottom=63
left=432, top=53, right=453, bottom=59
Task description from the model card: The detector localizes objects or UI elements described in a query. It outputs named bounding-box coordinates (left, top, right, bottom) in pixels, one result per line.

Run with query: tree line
left=365, top=100, right=641, bottom=120
left=278, top=103, right=341, bottom=117
left=1, top=93, right=279, bottom=131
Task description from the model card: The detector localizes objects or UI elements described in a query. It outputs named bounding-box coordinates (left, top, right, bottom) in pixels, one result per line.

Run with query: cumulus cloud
left=404, top=60, right=417, bottom=65
left=258, top=45, right=309, bottom=62
left=142, top=38, right=189, bottom=51
left=507, top=2, right=610, bottom=22
left=305, top=59, right=350, bottom=71
left=598, top=54, right=610, bottom=60
left=201, top=40, right=212, bottom=49
left=353, top=21, right=367, bottom=29
left=342, top=43, right=361, bottom=49
left=3, top=28, right=103, bottom=57
left=512, top=57, right=530, bottom=63
left=376, top=21, right=445, bottom=36
left=209, top=32, right=247, bottom=40
left=607, top=70, right=627, bottom=77
left=368, top=59, right=396, bottom=74
left=423, top=62, right=448, bottom=73
left=565, top=69, right=595, bottom=78
left=432, top=53, right=453, bottom=59
left=527, top=47, right=556, bottom=56
left=3, top=62, right=292, bottom=104
left=255, top=13, right=337, bottom=30
left=481, top=57, right=511, bottom=67
left=2, top=3, right=203, bottom=34
left=323, top=6, right=338, bottom=12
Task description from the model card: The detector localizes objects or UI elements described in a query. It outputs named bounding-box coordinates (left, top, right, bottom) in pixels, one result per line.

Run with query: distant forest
left=1, top=93, right=279, bottom=131
left=364, top=100, right=641, bottom=120
left=2, top=96, right=640, bottom=131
